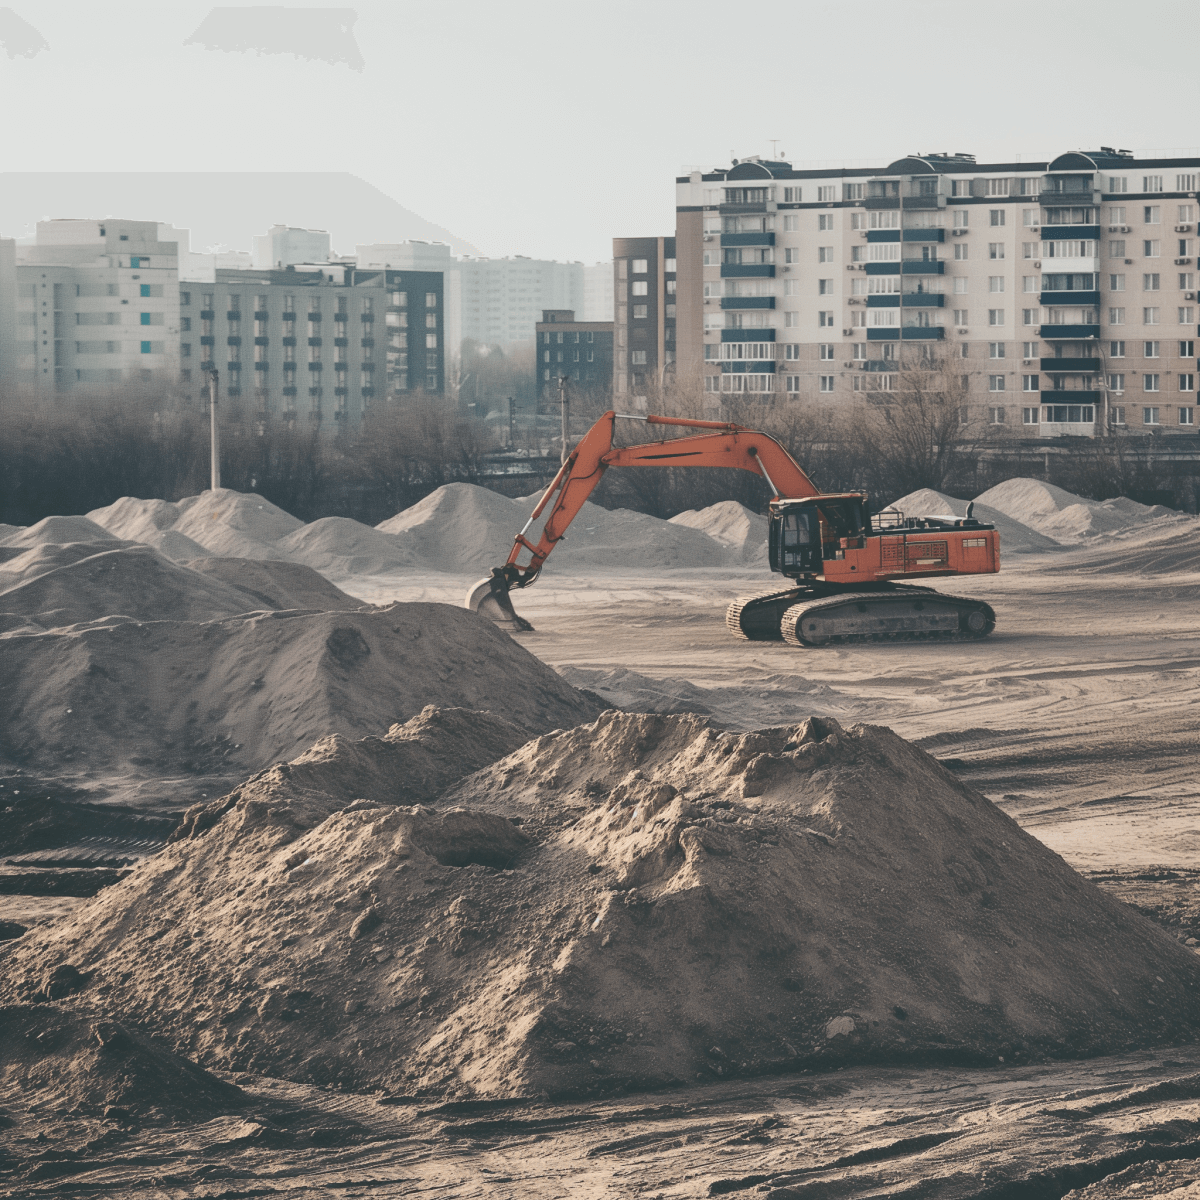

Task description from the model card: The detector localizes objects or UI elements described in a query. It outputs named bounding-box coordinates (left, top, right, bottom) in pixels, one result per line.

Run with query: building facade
left=10, top=219, right=180, bottom=393
left=181, top=264, right=443, bottom=423
left=676, top=150, right=1200, bottom=438
left=252, top=225, right=332, bottom=270
left=612, top=236, right=676, bottom=403
left=534, top=308, right=614, bottom=404
left=459, top=256, right=584, bottom=348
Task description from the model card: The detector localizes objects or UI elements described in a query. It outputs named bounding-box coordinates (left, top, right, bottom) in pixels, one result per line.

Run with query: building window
left=954, top=243, right=969, bottom=261
left=989, top=406, right=1006, bottom=423
left=1023, top=341, right=1039, bottom=358
left=1144, top=374, right=1160, bottom=392
left=1143, top=406, right=1160, bottom=424
left=1180, top=374, right=1196, bottom=392
left=1108, top=273, right=1125, bottom=291
left=988, top=375, right=1006, bottom=391
left=782, top=187, right=802, bottom=203
left=953, top=309, right=968, bottom=326
left=817, top=246, right=834, bottom=263
left=988, top=342, right=1005, bottom=358
left=425, top=333, right=437, bottom=348
left=818, top=311, right=834, bottom=327
left=181, top=291, right=191, bottom=306
left=785, top=375, right=801, bottom=392
left=1107, top=373, right=1125, bottom=394
left=1023, top=374, right=1039, bottom=391
left=1180, top=339, right=1194, bottom=356
left=631, top=281, right=648, bottom=296
left=989, top=243, right=1005, bottom=259
left=633, top=305, right=648, bottom=318
left=818, top=376, right=834, bottom=392
left=989, top=276, right=1005, bottom=293
left=632, top=259, right=647, bottom=273
left=1144, top=240, right=1161, bottom=257
left=631, top=350, right=647, bottom=365
left=1144, top=203, right=1162, bottom=222
left=1143, top=307, right=1160, bottom=325
left=986, top=178, right=1009, bottom=197
left=140, top=341, right=151, bottom=353
left=1145, top=340, right=1160, bottom=357
left=785, top=312, right=799, bottom=327
left=1181, top=406, right=1195, bottom=425
left=1109, top=308, right=1125, bottom=325
left=1143, top=273, right=1161, bottom=290
left=1180, top=307, right=1196, bottom=324
left=1109, top=405, right=1126, bottom=425
left=1023, top=407, right=1039, bottom=424
left=783, top=215, right=800, bottom=232
left=783, top=343, right=801, bottom=360
left=988, top=309, right=1005, bottom=326
left=1110, top=340, right=1125, bottom=357
left=426, top=312, right=438, bottom=328
left=818, top=279, right=833, bottom=294
left=817, top=185, right=835, bottom=202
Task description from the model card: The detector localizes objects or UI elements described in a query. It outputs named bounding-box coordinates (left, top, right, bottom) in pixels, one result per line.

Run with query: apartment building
left=181, top=264, right=443, bottom=423
left=252, top=225, right=332, bottom=270
left=676, top=150, right=1200, bottom=438
left=612, top=236, right=676, bottom=402
left=534, top=308, right=614, bottom=404
left=10, top=219, right=180, bottom=393
left=459, top=256, right=585, bottom=348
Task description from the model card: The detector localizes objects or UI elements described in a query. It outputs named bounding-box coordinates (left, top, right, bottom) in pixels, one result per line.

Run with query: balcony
left=902, top=228, right=945, bottom=242
left=867, top=329, right=900, bottom=341
left=1041, top=225, right=1101, bottom=242
left=254, top=336, right=268, bottom=346
left=719, top=202, right=768, bottom=214
left=334, top=337, right=349, bottom=347
left=900, top=326, right=946, bottom=339
left=1040, top=324, right=1100, bottom=339
left=281, top=311, right=297, bottom=321
left=1041, top=357, right=1099, bottom=372
left=226, top=335, right=241, bottom=346
left=721, top=232, right=775, bottom=247
left=226, top=311, right=241, bottom=322
left=867, top=230, right=901, bottom=243
left=865, top=263, right=901, bottom=275
left=721, top=329, right=776, bottom=341
left=867, top=295, right=900, bottom=307
left=864, top=196, right=901, bottom=210
left=199, top=309, right=214, bottom=320
left=902, top=293, right=945, bottom=306
left=720, top=296, right=775, bottom=309
left=307, top=312, right=322, bottom=322
left=1040, top=291, right=1101, bottom=307
left=200, top=335, right=214, bottom=346
left=901, top=261, right=945, bottom=274
left=720, top=361, right=777, bottom=373
left=720, top=264, right=775, bottom=278
left=308, top=337, right=322, bottom=346
left=254, top=310, right=268, bottom=321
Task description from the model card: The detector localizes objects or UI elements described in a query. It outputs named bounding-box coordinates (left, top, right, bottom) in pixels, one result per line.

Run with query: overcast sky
left=3, top=0, right=1198, bottom=262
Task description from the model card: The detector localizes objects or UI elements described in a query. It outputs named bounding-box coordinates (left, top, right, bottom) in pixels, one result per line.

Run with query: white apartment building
left=252, top=225, right=332, bottom=270
left=11, top=219, right=180, bottom=393
left=582, top=261, right=615, bottom=322
left=677, top=150, right=1200, bottom=438
left=458, top=256, right=585, bottom=348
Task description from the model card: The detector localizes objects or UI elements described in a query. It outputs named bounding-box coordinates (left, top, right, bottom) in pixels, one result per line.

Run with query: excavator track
left=780, top=589, right=996, bottom=647
left=726, top=587, right=809, bottom=641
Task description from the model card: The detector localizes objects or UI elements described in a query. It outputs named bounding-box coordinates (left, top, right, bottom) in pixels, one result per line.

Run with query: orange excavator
left=466, top=410, right=999, bottom=646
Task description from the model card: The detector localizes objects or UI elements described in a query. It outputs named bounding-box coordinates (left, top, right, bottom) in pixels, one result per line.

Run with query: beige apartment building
left=676, top=149, right=1200, bottom=438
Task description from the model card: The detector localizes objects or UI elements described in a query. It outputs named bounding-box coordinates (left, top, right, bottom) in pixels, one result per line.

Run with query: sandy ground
left=342, top=553, right=1200, bottom=877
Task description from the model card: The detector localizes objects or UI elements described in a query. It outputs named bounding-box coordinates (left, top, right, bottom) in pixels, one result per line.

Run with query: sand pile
left=1, top=515, right=119, bottom=550
left=1055, top=522, right=1200, bottom=575
left=0, top=603, right=605, bottom=777
left=669, top=501, right=768, bottom=562
left=278, top=517, right=416, bottom=579
left=184, top=557, right=362, bottom=611
left=378, top=482, right=731, bottom=574
left=882, top=489, right=1060, bottom=555
left=975, top=478, right=1180, bottom=544
left=10, top=711, right=1199, bottom=1101
left=0, top=1004, right=248, bottom=1121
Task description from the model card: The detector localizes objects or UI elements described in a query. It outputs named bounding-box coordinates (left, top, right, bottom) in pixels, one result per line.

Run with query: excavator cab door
left=769, top=505, right=821, bottom=575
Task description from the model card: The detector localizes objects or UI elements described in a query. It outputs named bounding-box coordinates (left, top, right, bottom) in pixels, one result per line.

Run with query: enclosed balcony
left=902, top=228, right=945, bottom=242
left=1041, top=291, right=1101, bottom=307
left=721, top=328, right=776, bottom=341
left=720, top=264, right=775, bottom=278
left=721, top=232, right=775, bottom=247
left=901, top=261, right=945, bottom=274
left=1040, top=324, right=1100, bottom=339
left=721, top=361, right=777, bottom=373
left=1041, top=357, right=1099, bottom=372
left=720, top=296, right=775, bottom=309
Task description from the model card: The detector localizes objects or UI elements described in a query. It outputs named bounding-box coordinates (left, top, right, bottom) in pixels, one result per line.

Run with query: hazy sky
left=3, top=0, right=1198, bottom=262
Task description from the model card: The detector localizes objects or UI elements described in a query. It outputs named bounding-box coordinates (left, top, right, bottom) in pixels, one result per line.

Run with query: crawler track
left=780, top=589, right=996, bottom=647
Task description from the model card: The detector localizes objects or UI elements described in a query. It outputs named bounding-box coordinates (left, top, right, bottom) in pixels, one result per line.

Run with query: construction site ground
left=8, top=541, right=1200, bottom=1197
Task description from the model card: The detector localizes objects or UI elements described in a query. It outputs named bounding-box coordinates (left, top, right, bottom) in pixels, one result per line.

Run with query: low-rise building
left=534, top=308, right=614, bottom=404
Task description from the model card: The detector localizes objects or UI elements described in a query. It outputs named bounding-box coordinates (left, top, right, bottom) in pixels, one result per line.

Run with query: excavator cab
left=768, top=494, right=869, bottom=579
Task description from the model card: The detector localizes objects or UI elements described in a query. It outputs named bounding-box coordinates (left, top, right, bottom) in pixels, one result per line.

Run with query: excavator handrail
left=499, top=409, right=821, bottom=589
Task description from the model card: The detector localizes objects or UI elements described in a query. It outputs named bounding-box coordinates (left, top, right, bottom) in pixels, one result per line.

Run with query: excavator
left=466, top=410, right=999, bottom=647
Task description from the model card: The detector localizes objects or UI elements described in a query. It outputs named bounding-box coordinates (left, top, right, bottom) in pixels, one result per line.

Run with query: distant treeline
left=1, top=369, right=1193, bottom=528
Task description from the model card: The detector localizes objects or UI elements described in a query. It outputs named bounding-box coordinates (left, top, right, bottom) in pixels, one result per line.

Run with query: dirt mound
left=143, top=529, right=212, bottom=562
left=975, top=478, right=1183, bottom=544
left=10, top=712, right=1198, bottom=1101
left=0, top=515, right=118, bottom=550
left=670, top=501, right=767, bottom=562
left=1052, top=523, right=1200, bottom=575
left=86, top=496, right=184, bottom=542
left=0, top=1005, right=247, bottom=1121
left=280, top=516, right=416, bottom=578
left=169, top=489, right=303, bottom=560
left=184, top=557, right=362, bottom=611
left=378, top=482, right=729, bottom=574
left=883, top=489, right=1060, bottom=554
left=0, top=604, right=606, bottom=777
left=0, top=544, right=270, bottom=628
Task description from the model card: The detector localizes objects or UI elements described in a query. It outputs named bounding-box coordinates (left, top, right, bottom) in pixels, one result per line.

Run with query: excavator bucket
left=465, top=568, right=535, bottom=632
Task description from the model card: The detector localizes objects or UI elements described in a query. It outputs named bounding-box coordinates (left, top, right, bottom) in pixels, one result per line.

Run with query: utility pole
left=558, top=375, right=570, bottom=465
left=508, top=395, right=516, bottom=449
left=208, top=368, right=221, bottom=491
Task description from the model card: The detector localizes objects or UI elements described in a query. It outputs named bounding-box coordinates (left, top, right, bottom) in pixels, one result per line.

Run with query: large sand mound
left=1055, top=522, right=1200, bottom=575
left=279, top=516, right=416, bottom=579
left=184, top=556, right=361, bottom=611
left=882, top=489, right=1060, bottom=554
left=0, top=604, right=606, bottom=777
left=378, top=482, right=731, bottom=573
left=171, top=489, right=303, bottom=560
left=975, top=478, right=1181, bottom=544
left=11, top=712, right=1198, bottom=1101
left=1, top=515, right=118, bottom=550
left=670, top=501, right=768, bottom=562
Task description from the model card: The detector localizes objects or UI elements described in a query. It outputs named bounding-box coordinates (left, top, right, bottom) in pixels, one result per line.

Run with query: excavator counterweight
left=466, top=410, right=1000, bottom=646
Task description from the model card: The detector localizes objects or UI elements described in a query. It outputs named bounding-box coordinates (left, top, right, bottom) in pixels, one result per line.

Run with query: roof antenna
left=769, top=138, right=779, bottom=158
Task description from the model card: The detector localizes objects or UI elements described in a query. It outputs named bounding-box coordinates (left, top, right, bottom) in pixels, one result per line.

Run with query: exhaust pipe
left=465, top=567, right=534, bottom=632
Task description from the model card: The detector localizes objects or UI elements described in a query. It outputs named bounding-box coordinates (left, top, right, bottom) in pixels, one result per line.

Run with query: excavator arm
left=467, top=410, right=820, bottom=629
